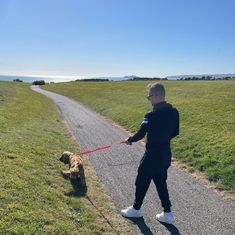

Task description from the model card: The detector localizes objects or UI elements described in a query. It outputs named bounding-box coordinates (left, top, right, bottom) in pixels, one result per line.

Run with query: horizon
left=0, top=0, right=235, bottom=81
left=1, top=73, right=234, bottom=83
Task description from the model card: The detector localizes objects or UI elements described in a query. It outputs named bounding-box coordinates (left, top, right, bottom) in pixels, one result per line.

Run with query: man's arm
left=171, top=109, right=179, bottom=139
left=127, top=114, right=150, bottom=143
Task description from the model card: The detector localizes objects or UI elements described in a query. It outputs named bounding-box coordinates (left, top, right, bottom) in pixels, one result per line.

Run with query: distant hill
left=167, top=74, right=235, bottom=80
left=92, top=74, right=235, bottom=81
left=81, top=76, right=127, bottom=81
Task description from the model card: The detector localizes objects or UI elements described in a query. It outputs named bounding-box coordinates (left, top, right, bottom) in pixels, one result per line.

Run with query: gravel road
left=31, top=86, right=235, bottom=235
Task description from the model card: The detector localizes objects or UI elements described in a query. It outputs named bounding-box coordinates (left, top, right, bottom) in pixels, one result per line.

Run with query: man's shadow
left=126, top=217, right=154, bottom=235
left=126, top=217, right=181, bottom=235
left=62, top=174, right=87, bottom=197
left=158, top=221, right=181, bottom=235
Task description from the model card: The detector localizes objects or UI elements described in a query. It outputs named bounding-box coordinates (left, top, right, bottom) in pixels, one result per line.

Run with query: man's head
left=147, top=82, right=166, bottom=105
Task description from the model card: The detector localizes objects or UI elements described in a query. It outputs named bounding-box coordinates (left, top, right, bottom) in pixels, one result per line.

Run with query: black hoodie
left=128, top=101, right=179, bottom=153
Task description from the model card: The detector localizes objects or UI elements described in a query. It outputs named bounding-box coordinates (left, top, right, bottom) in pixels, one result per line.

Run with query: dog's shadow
left=62, top=174, right=87, bottom=197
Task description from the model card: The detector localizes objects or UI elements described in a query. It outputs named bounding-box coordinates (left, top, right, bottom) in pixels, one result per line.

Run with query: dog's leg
left=80, top=171, right=87, bottom=187
left=62, top=170, right=71, bottom=177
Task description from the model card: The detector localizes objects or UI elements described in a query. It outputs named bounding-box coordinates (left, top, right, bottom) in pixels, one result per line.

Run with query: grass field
left=44, top=80, right=235, bottom=192
left=0, top=81, right=134, bottom=235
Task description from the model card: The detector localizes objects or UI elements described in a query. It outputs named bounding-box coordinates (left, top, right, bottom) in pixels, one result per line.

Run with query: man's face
left=147, top=91, right=159, bottom=105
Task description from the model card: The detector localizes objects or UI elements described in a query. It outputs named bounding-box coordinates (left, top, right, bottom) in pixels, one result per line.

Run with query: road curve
left=31, top=86, right=235, bottom=235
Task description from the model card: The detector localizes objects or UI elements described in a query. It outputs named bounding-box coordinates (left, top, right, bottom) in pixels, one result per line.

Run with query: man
left=121, top=82, right=179, bottom=224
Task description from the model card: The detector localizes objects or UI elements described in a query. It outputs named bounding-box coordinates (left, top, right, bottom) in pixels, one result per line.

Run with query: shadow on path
left=159, top=221, right=182, bottom=235
left=125, top=217, right=154, bottom=235
left=124, top=217, right=182, bottom=235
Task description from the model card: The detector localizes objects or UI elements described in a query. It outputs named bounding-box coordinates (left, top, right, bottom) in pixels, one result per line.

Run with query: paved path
left=31, top=86, right=235, bottom=235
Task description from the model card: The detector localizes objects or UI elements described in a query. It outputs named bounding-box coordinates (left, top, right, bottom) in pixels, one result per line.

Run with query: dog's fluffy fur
left=59, top=151, right=86, bottom=187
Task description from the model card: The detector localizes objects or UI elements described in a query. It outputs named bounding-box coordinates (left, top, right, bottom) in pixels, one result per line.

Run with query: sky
left=0, top=0, right=234, bottom=80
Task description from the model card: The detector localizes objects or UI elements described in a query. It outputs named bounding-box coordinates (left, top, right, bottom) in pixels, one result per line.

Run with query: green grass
left=44, top=80, right=235, bottom=192
left=0, top=81, right=133, bottom=235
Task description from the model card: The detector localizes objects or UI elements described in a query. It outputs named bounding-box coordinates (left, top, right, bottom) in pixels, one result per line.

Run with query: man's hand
left=120, top=138, right=132, bottom=145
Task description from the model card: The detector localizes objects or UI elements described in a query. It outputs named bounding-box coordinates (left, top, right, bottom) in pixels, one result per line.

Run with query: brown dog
left=59, top=151, right=86, bottom=187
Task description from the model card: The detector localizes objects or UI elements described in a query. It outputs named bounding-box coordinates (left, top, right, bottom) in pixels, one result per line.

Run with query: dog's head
left=59, top=151, right=72, bottom=164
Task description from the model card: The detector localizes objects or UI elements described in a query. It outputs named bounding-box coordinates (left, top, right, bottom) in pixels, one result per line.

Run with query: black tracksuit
left=128, top=101, right=179, bottom=212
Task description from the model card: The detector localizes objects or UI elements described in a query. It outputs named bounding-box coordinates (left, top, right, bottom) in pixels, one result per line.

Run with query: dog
left=59, top=151, right=86, bottom=187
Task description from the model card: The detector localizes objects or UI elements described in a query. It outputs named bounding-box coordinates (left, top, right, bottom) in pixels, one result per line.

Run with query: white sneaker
left=121, top=206, right=142, bottom=218
left=156, top=212, right=175, bottom=224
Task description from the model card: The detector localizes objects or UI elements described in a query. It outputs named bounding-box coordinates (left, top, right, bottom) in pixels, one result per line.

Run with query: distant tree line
left=13, top=79, right=23, bottom=82
left=178, top=76, right=235, bottom=81
left=12, top=79, right=47, bottom=84
left=128, top=77, right=168, bottom=81
left=32, top=80, right=46, bottom=85
left=76, top=78, right=109, bottom=82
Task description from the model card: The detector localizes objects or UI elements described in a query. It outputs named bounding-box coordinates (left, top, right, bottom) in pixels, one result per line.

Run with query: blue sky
left=0, top=0, right=234, bottom=79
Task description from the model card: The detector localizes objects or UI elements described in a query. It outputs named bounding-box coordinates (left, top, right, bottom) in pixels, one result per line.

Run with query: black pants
left=133, top=153, right=172, bottom=212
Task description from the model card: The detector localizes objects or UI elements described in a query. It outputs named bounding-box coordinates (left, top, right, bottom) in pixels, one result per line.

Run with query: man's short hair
left=148, top=82, right=165, bottom=98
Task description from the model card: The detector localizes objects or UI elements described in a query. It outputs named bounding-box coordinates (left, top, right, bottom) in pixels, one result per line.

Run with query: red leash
left=78, top=141, right=126, bottom=155
left=79, top=145, right=112, bottom=155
